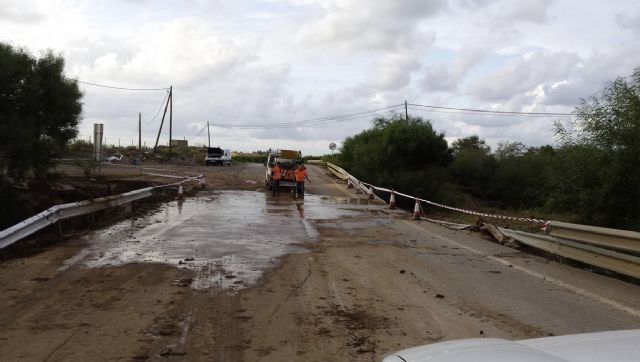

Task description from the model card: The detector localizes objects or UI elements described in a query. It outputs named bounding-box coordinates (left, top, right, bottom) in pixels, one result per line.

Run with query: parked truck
left=205, top=147, right=231, bottom=166
left=265, top=149, right=301, bottom=190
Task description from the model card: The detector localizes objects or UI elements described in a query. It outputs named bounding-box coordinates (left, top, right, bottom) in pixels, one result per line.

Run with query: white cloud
left=1, top=0, right=640, bottom=154
left=0, top=0, right=47, bottom=23
left=298, top=0, right=446, bottom=50
left=616, top=13, right=640, bottom=36
left=466, top=51, right=582, bottom=104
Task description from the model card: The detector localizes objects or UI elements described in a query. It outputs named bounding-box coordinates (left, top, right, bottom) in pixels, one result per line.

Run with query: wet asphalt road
left=1, top=163, right=640, bottom=361
left=54, top=163, right=388, bottom=293
left=64, top=189, right=385, bottom=290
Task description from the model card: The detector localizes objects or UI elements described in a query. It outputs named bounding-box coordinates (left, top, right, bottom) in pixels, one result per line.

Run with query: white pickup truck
left=205, top=147, right=231, bottom=166
left=382, top=329, right=640, bottom=362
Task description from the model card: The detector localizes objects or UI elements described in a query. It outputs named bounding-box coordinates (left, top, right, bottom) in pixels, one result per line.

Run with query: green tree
left=555, top=67, right=640, bottom=229
left=339, top=114, right=451, bottom=201
left=449, top=136, right=496, bottom=197
left=488, top=144, right=555, bottom=208
left=543, top=145, right=607, bottom=221
left=0, top=43, right=83, bottom=179
left=451, top=135, right=490, bottom=155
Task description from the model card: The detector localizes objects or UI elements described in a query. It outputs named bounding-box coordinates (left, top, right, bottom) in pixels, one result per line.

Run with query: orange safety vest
left=272, top=166, right=282, bottom=180
left=294, top=168, right=306, bottom=182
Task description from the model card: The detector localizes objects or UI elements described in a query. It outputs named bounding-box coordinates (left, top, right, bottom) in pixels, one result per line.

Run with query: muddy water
left=60, top=191, right=388, bottom=290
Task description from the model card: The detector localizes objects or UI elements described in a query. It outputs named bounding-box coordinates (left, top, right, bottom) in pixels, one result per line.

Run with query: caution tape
left=325, top=162, right=549, bottom=225
left=99, top=163, right=205, bottom=189
left=101, top=163, right=201, bottom=177
left=152, top=174, right=204, bottom=190
left=142, top=172, right=191, bottom=180
left=364, top=182, right=548, bottom=224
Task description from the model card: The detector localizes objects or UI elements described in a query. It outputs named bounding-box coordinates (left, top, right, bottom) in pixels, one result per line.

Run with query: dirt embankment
left=0, top=170, right=182, bottom=260
left=0, top=176, right=154, bottom=229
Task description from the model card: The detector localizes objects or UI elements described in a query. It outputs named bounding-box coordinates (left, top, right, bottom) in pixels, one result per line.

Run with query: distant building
left=170, top=140, right=188, bottom=149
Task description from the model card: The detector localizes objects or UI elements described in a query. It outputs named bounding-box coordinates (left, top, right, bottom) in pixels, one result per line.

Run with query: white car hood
left=382, top=330, right=640, bottom=362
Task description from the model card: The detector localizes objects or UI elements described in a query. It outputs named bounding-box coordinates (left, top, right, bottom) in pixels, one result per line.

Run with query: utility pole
left=405, top=100, right=409, bottom=122
left=152, top=90, right=171, bottom=154
left=169, top=85, right=173, bottom=154
left=138, top=112, right=142, bottom=150
left=207, top=121, right=211, bottom=148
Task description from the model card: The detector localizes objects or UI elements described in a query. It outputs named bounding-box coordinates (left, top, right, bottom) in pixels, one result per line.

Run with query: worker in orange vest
left=294, top=163, right=310, bottom=198
left=271, top=162, right=282, bottom=196
left=302, top=165, right=309, bottom=194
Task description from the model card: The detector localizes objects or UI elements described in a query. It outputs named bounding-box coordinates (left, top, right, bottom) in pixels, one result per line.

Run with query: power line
left=206, top=101, right=574, bottom=130
left=145, top=90, right=171, bottom=124
left=214, top=109, right=402, bottom=130
left=70, top=78, right=169, bottom=91
left=408, top=103, right=573, bottom=116
left=208, top=104, right=405, bottom=129
left=406, top=106, right=573, bottom=118
left=185, top=124, right=209, bottom=140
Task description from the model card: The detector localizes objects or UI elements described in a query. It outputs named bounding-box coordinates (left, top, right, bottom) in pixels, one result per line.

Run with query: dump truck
left=265, top=149, right=302, bottom=190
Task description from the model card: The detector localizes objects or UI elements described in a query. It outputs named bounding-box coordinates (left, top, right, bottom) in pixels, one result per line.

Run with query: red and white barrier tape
left=142, top=172, right=190, bottom=180
left=325, top=162, right=549, bottom=225
left=101, top=163, right=201, bottom=177
left=360, top=181, right=549, bottom=225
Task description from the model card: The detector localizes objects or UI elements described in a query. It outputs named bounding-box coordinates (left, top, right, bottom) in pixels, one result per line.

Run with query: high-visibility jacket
left=294, top=168, right=306, bottom=182
left=272, top=165, right=282, bottom=180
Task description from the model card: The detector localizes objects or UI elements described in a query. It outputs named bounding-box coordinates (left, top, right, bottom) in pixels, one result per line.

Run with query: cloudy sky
left=1, top=0, right=639, bottom=154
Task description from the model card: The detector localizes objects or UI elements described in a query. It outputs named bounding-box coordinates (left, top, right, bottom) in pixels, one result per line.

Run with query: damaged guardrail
left=549, top=221, right=640, bottom=254
left=0, top=172, right=204, bottom=250
left=325, top=162, right=380, bottom=199
left=324, top=161, right=640, bottom=280
left=0, top=188, right=152, bottom=249
left=502, top=229, right=640, bottom=279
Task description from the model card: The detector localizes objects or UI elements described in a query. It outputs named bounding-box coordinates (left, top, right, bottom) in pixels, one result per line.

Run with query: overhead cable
left=208, top=104, right=405, bottom=129
left=406, top=106, right=573, bottom=118
left=408, top=103, right=573, bottom=116
left=186, top=124, right=209, bottom=140
left=209, top=110, right=401, bottom=129
left=70, top=78, right=169, bottom=91
left=145, top=90, right=171, bottom=124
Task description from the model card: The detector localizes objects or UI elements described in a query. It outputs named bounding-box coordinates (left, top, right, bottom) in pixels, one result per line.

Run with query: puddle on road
left=61, top=191, right=389, bottom=290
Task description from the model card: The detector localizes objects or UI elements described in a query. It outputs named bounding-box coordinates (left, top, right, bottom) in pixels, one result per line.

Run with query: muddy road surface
left=1, top=163, right=640, bottom=361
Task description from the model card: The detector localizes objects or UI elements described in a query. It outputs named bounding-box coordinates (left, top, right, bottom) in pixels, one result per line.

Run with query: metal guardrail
left=325, top=162, right=349, bottom=180
left=324, top=162, right=640, bottom=280
left=325, top=162, right=378, bottom=198
left=0, top=168, right=205, bottom=250
left=0, top=188, right=153, bottom=249
left=502, top=229, right=640, bottom=279
left=549, top=221, right=640, bottom=254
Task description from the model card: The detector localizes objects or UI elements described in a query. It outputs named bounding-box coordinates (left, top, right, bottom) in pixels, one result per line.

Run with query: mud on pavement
left=2, top=163, right=639, bottom=361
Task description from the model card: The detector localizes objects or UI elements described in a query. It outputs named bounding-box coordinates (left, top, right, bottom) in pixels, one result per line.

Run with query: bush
left=338, top=114, right=452, bottom=201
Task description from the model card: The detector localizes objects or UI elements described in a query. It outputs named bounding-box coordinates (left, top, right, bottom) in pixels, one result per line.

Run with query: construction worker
left=294, top=163, right=310, bottom=198
left=302, top=164, right=310, bottom=194
left=271, top=162, right=282, bottom=196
